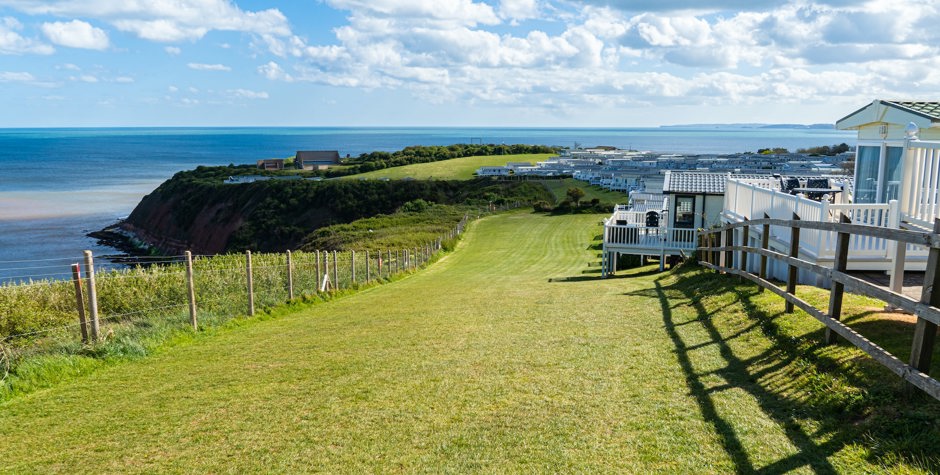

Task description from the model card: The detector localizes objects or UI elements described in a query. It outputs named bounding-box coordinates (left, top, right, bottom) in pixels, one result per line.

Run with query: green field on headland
left=343, top=153, right=556, bottom=180
left=2, top=211, right=939, bottom=472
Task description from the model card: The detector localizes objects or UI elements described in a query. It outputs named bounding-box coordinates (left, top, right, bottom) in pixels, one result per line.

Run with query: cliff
left=115, top=166, right=552, bottom=255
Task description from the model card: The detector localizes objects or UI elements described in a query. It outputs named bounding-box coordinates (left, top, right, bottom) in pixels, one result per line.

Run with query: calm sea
left=0, top=126, right=854, bottom=282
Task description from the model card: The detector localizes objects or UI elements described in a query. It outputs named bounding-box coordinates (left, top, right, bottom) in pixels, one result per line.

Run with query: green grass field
left=343, top=153, right=556, bottom=181
left=539, top=178, right=628, bottom=203
left=1, top=212, right=938, bottom=472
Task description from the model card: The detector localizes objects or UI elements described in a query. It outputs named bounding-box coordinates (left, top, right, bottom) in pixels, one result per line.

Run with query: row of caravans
left=602, top=100, right=940, bottom=284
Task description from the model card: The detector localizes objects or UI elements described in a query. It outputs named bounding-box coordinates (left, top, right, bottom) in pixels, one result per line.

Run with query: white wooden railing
left=724, top=178, right=928, bottom=268
left=901, top=140, right=940, bottom=229
left=604, top=225, right=697, bottom=250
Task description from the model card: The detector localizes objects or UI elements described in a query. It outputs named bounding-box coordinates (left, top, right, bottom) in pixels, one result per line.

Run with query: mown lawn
left=343, top=153, right=556, bottom=180
left=1, top=212, right=939, bottom=472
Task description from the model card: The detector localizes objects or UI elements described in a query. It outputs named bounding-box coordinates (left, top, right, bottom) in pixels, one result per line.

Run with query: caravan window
left=675, top=196, right=695, bottom=228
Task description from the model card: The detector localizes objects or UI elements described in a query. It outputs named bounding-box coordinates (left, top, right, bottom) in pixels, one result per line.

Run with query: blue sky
left=0, top=0, right=937, bottom=127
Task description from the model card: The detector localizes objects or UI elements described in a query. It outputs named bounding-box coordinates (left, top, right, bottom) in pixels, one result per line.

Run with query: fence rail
left=697, top=215, right=940, bottom=400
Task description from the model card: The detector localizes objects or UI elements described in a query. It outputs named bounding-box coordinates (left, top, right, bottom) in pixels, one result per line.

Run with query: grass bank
left=1, top=212, right=938, bottom=472
left=344, top=153, right=556, bottom=180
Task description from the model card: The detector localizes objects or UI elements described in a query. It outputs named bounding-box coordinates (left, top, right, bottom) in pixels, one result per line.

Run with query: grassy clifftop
left=6, top=212, right=940, bottom=472
left=122, top=166, right=553, bottom=254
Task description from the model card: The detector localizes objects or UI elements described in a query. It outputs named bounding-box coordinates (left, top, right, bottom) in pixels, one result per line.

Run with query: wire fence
left=0, top=215, right=471, bottom=379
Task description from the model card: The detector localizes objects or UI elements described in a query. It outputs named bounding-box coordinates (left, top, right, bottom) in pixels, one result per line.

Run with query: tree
left=567, top=187, right=586, bottom=206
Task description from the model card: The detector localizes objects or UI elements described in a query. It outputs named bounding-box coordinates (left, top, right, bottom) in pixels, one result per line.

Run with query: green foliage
left=400, top=199, right=430, bottom=213
left=301, top=204, right=469, bottom=251
left=129, top=171, right=552, bottom=254
left=798, top=143, right=852, bottom=156
left=532, top=200, right=553, bottom=213
left=757, top=147, right=790, bottom=154
left=566, top=187, right=586, bottom=205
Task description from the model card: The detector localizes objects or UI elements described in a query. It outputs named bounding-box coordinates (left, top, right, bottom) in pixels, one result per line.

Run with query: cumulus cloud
left=188, top=62, right=231, bottom=71
left=0, top=16, right=54, bottom=54
left=498, top=0, right=541, bottom=22
left=0, top=0, right=291, bottom=42
left=164, top=46, right=181, bottom=55
left=248, top=0, right=940, bottom=117
left=41, top=20, right=109, bottom=50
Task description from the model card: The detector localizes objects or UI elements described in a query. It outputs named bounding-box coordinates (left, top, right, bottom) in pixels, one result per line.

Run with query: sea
left=0, top=126, right=854, bottom=282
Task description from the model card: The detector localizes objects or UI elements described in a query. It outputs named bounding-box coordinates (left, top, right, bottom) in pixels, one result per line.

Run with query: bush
left=400, top=199, right=431, bottom=213
left=533, top=200, right=553, bottom=213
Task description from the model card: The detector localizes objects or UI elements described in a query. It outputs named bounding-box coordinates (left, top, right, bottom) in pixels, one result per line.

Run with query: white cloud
left=499, top=0, right=540, bottom=22
left=0, top=71, right=35, bottom=82
left=168, top=85, right=178, bottom=92
left=229, top=88, right=269, bottom=99
left=164, top=46, right=180, bottom=55
left=258, top=61, right=293, bottom=82
left=0, top=0, right=291, bottom=42
left=70, top=74, right=98, bottom=82
left=114, top=76, right=133, bottom=83
left=326, top=0, right=500, bottom=27
left=0, top=16, right=54, bottom=54
left=188, top=62, right=231, bottom=71
left=41, top=20, right=109, bottom=50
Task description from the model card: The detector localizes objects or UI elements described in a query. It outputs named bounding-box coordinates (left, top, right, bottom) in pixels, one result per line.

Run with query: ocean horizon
left=0, top=125, right=855, bottom=282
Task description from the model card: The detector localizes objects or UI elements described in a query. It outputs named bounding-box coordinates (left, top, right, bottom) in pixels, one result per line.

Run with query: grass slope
left=0, top=212, right=937, bottom=472
left=539, top=178, right=628, bottom=203
left=344, top=153, right=556, bottom=181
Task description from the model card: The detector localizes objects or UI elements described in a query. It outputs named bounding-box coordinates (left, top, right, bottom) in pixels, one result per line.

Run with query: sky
left=0, top=0, right=938, bottom=127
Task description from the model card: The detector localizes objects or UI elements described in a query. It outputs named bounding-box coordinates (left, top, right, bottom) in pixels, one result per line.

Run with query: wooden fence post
left=708, top=232, right=716, bottom=268
left=724, top=228, right=734, bottom=272
left=759, top=213, right=770, bottom=293
left=70, top=263, right=88, bottom=344
left=909, top=218, right=940, bottom=379
left=366, top=250, right=371, bottom=282
left=333, top=250, right=339, bottom=289
left=785, top=213, right=801, bottom=313
left=387, top=249, right=392, bottom=277
left=83, top=250, right=100, bottom=342
left=351, top=250, right=357, bottom=284
left=316, top=250, right=321, bottom=293
left=286, top=250, right=294, bottom=300
left=185, top=251, right=197, bottom=330
left=739, top=218, right=749, bottom=280
left=825, top=214, right=851, bottom=345
left=697, top=232, right=704, bottom=264
left=323, top=251, right=331, bottom=291
left=246, top=250, right=255, bottom=316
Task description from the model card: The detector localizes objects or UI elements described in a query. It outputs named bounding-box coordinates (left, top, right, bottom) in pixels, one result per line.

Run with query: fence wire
left=0, top=215, right=469, bottom=376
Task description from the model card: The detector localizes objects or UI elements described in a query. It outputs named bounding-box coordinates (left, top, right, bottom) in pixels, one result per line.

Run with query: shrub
left=532, top=200, right=553, bottom=213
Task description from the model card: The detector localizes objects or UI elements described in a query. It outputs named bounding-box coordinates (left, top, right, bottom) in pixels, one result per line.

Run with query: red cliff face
left=120, top=189, right=246, bottom=255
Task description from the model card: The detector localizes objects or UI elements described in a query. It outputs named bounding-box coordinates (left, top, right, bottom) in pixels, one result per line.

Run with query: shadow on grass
left=550, top=267, right=664, bottom=283
left=625, top=264, right=940, bottom=473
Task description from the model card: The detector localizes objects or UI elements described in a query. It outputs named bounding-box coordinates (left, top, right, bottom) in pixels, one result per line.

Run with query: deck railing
left=902, top=140, right=940, bottom=229
left=604, top=225, right=697, bottom=249
left=723, top=179, right=929, bottom=267
left=698, top=216, right=940, bottom=402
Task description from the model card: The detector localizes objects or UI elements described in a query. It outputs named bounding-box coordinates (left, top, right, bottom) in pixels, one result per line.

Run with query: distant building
left=296, top=150, right=341, bottom=170
left=476, top=166, right=511, bottom=176
left=257, top=158, right=285, bottom=170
